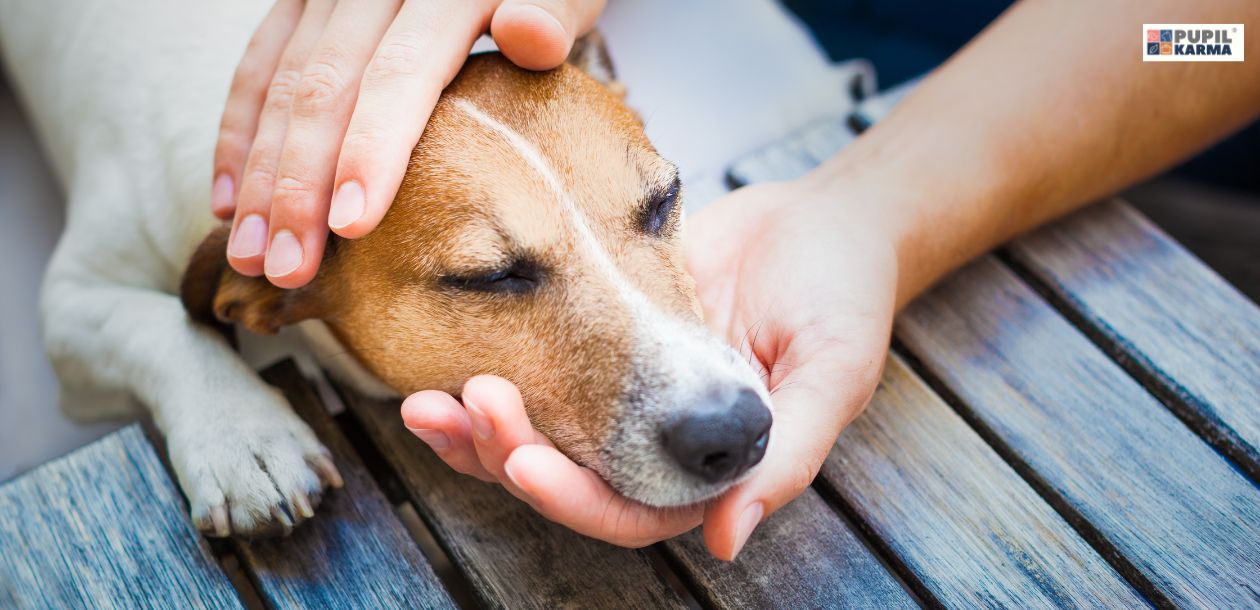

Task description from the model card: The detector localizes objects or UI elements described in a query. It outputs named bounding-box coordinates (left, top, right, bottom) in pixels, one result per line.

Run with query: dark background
left=784, top=0, right=1260, bottom=193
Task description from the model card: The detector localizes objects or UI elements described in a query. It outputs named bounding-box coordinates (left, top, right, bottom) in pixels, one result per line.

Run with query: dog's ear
left=180, top=224, right=323, bottom=336
left=567, top=29, right=624, bottom=98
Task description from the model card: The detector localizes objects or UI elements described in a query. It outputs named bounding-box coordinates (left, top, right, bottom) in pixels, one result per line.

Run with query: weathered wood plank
left=338, top=387, right=687, bottom=610
left=822, top=355, right=1147, bottom=608
left=227, top=361, right=456, bottom=610
left=662, top=489, right=917, bottom=609
left=897, top=256, right=1260, bottom=608
left=1007, top=199, right=1260, bottom=481
left=0, top=426, right=244, bottom=610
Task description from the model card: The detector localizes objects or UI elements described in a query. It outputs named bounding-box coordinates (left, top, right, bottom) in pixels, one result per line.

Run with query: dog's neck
left=296, top=320, right=400, bottom=399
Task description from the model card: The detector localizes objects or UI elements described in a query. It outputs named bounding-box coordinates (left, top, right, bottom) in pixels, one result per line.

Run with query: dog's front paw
left=167, top=397, right=343, bottom=538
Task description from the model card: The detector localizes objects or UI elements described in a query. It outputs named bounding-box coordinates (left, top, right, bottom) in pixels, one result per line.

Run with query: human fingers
left=491, top=0, right=606, bottom=70
left=261, top=0, right=402, bottom=287
left=212, top=0, right=304, bottom=219
left=460, top=375, right=551, bottom=485
left=227, top=0, right=336, bottom=277
left=504, top=444, right=703, bottom=547
left=326, top=0, right=492, bottom=240
left=401, top=390, right=496, bottom=482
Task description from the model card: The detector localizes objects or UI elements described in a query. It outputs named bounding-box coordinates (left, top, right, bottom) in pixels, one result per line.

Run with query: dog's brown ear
left=180, top=224, right=323, bottom=336
left=567, top=29, right=624, bottom=97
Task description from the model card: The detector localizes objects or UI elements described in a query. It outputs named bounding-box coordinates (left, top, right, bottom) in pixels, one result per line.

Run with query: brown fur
left=181, top=52, right=699, bottom=469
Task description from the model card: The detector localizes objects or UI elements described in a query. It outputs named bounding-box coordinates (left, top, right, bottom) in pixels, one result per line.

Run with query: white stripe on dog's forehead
left=450, top=98, right=626, bottom=288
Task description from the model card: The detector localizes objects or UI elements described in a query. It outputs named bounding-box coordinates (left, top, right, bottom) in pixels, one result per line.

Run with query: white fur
left=0, top=0, right=338, bottom=535
left=452, top=98, right=770, bottom=505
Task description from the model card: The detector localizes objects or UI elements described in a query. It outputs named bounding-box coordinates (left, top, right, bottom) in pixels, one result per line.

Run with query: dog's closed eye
left=442, top=258, right=544, bottom=295
left=639, top=174, right=682, bottom=236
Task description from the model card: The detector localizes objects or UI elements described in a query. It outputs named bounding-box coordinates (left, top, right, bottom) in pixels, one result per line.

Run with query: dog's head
left=183, top=47, right=771, bottom=507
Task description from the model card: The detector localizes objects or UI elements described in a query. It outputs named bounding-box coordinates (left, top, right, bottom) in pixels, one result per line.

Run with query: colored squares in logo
left=1160, top=29, right=1173, bottom=42
left=1160, top=42, right=1172, bottom=55
left=1147, top=42, right=1160, bottom=55
left=1147, top=29, right=1160, bottom=42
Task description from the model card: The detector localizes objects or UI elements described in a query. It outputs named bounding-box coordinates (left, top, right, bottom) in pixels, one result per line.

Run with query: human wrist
left=798, top=121, right=1021, bottom=310
left=794, top=147, right=939, bottom=310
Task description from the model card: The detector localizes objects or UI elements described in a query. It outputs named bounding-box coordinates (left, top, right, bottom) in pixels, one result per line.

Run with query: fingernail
left=211, top=173, right=234, bottom=214
left=464, top=399, right=494, bottom=441
left=228, top=214, right=267, bottom=258
left=265, top=229, right=303, bottom=277
left=730, top=502, right=764, bottom=560
left=329, top=181, right=365, bottom=230
left=503, top=460, right=530, bottom=496
left=407, top=427, right=451, bottom=451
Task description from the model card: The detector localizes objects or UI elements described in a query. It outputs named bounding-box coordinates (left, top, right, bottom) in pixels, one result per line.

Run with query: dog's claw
left=211, top=505, right=230, bottom=538
left=270, top=504, right=294, bottom=534
left=291, top=491, right=315, bottom=519
left=311, top=454, right=344, bottom=489
left=192, top=504, right=232, bottom=538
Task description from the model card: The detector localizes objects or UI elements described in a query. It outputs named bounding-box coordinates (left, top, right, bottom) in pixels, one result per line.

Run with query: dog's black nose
left=663, top=389, right=772, bottom=483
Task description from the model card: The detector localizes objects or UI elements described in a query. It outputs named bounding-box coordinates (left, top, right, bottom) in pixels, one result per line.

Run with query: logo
left=1144, top=24, right=1244, bottom=61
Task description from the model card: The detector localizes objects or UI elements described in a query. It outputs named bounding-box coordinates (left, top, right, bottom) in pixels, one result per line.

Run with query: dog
left=1, top=1, right=775, bottom=537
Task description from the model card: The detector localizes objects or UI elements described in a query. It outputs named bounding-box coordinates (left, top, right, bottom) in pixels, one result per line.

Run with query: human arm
left=405, top=0, right=1260, bottom=560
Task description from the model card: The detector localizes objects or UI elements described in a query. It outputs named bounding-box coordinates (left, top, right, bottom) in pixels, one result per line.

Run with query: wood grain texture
left=338, top=387, right=687, bottom=610
left=1007, top=199, right=1260, bottom=480
left=662, top=489, right=917, bottom=609
left=0, top=426, right=244, bottom=610
left=898, top=256, right=1260, bottom=609
left=821, top=355, right=1147, bottom=609
left=229, top=361, right=456, bottom=610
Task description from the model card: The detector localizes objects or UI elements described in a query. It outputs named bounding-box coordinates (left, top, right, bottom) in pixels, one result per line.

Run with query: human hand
left=680, top=178, right=897, bottom=558
left=213, top=0, right=606, bottom=288
left=401, top=178, right=898, bottom=559
left=401, top=375, right=705, bottom=547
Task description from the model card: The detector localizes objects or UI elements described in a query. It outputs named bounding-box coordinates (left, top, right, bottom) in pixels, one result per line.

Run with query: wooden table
left=2, top=117, right=1259, bottom=610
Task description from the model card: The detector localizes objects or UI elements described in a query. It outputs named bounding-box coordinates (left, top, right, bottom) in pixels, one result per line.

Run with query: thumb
left=702, top=359, right=879, bottom=560
left=491, top=0, right=607, bottom=70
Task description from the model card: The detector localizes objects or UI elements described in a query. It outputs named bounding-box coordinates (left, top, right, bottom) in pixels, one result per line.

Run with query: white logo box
left=1143, top=23, right=1244, bottom=62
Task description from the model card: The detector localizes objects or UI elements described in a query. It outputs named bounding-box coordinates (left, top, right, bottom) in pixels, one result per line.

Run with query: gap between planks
left=890, top=339, right=1171, bottom=610
left=995, top=246, right=1260, bottom=486
left=138, top=420, right=268, bottom=610
left=808, top=461, right=942, bottom=609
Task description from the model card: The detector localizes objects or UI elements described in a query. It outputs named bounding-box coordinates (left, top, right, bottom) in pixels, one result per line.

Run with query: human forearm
left=805, top=0, right=1260, bottom=309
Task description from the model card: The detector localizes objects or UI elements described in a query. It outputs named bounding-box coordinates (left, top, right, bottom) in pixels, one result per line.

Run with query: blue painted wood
left=338, top=386, right=688, bottom=610
left=898, top=256, right=1260, bottom=608
left=0, top=426, right=244, bottom=609
left=233, top=361, right=456, bottom=610
left=1008, top=199, right=1260, bottom=481
left=662, top=489, right=918, bottom=609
